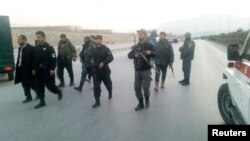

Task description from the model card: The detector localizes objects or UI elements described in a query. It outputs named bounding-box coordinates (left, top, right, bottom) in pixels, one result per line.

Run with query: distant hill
left=157, top=15, right=250, bottom=37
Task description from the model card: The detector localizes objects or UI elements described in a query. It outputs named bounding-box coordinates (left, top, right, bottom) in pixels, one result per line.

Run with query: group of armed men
left=14, top=29, right=195, bottom=111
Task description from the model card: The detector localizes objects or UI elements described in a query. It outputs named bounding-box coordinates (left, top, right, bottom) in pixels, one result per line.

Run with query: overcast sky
left=0, top=0, right=249, bottom=32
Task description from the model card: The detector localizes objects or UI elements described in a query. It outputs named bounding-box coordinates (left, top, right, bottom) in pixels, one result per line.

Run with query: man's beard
left=61, top=39, right=67, bottom=43
left=37, top=41, right=45, bottom=45
left=139, top=38, right=144, bottom=42
left=19, top=42, right=24, bottom=46
left=85, top=41, right=90, bottom=44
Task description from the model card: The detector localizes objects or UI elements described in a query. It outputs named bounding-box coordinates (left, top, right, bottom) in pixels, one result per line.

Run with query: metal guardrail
left=209, top=38, right=245, bottom=45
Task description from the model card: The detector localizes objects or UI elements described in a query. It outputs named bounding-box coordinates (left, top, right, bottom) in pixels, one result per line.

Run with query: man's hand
left=145, top=50, right=151, bottom=55
left=50, top=70, right=55, bottom=76
left=135, top=53, right=140, bottom=58
left=32, top=70, right=36, bottom=76
left=99, top=62, right=104, bottom=69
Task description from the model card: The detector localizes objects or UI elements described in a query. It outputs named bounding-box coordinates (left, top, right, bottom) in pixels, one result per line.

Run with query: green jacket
left=58, top=39, right=77, bottom=60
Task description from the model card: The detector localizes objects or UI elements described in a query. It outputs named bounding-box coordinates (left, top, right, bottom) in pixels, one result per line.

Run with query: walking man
left=128, top=29, right=156, bottom=111
left=92, top=35, right=114, bottom=108
left=154, top=32, right=174, bottom=91
left=32, top=31, right=63, bottom=109
left=74, top=36, right=94, bottom=92
left=57, top=34, right=77, bottom=87
left=14, top=35, right=36, bottom=103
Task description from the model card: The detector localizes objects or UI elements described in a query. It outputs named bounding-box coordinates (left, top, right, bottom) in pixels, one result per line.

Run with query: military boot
left=74, top=86, right=82, bottom=93
left=181, top=80, right=190, bottom=86
left=135, top=99, right=144, bottom=111
left=34, top=99, right=46, bottom=109
left=58, top=80, right=65, bottom=88
left=108, top=91, right=112, bottom=100
left=179, top=79, right=185, bottom=84
left=92, top=97, right=100, bottom=108
left=145, top=97, right=150, bottom=108
left=22, top=97, right=32, bottom=103
left=58, top=89, right=63, bottom=100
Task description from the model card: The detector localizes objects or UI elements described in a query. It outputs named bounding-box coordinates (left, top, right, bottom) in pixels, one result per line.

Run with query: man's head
left=60, top=34, right=67, bottom=42
left=17, top=35, right=27, bottom=46
left=137, top=29, right=148, bottom=42
left=36, top=31, right=46, bottom=45
left=94, top=35, right=103, bottom=46
left=84, top=36, right=91, bottom=44
left=159, top=32, right=167, bottom=41
left=90, top=35, right=95, bottom=43
left=184, top=32, right=191, bottom=40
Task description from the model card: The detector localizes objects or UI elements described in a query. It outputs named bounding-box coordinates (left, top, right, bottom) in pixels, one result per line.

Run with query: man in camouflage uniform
left=57, top=34, right=77, bottom=87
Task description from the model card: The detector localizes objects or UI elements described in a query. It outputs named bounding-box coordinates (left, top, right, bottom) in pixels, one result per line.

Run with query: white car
left=218, top=32, right=250, bottom=124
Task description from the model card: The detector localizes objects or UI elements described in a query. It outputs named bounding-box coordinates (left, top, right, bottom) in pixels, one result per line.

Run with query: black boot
left=181, top=80, right=190, bottom=86
left=179, top=79, right=185, bottom=84
left=92, top=97, right=100, bottom=108
left=58, top=90, right=63, bottom=100
left=34, top=99, right=46, bottom=109
left=69, top=78, right=74, bottom=87
left=58, top=81, right=65, bottom=88
left=145, top=97, right=150, bottom=108
left=135, top=99, right=144, bottom=111
left=22, top=97, right=32, bottom=103
left=108, top=91, right=112, bottom=100
left=74, top=87, right=82, bottom=93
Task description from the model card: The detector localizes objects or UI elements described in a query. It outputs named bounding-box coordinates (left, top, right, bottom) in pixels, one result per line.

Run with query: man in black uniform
left=128, top=29, right=156, bottom=111
left=14, top=35, right=36, bottom=103
left=86, top=35, right=96, bottom=83
left=32, top=31, right=63, bottom=109
left=92, top=35, right=114, bottom=108
left=74, top=36, right=94, bottom=92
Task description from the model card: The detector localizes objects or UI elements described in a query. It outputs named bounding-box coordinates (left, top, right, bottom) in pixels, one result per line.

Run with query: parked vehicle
left=218, top=31, right=250, bottom=124
left=0, top=16, right=15, bottom=80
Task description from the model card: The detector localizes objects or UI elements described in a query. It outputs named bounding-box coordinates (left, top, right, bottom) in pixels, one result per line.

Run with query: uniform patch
left=52, top=53, right=56, bottom=58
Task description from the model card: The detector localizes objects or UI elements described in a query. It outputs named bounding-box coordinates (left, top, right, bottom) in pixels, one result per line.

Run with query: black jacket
left=15, top=44, right=35, bottom=84
left=32, top=42, right=56, bottom=70
left=93, top=45, right=113, bottom=68
left=128, top=41, right=156, bottom=71
left=154, top=39, right=174, bottom=65
left=80, top=43, right=94, bottom=67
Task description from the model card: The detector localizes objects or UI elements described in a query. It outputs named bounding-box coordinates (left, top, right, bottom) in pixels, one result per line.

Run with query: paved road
left=0, top=40, right=226, bottom=141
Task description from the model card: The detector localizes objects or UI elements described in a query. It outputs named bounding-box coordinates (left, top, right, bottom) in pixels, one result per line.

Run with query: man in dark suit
left=14, top=35, right=36, bottom=103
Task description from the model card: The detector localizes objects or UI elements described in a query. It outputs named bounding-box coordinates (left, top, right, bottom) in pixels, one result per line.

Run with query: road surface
left=0, top=40, right=227, bottom=141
